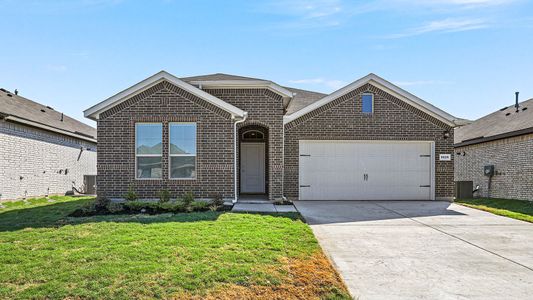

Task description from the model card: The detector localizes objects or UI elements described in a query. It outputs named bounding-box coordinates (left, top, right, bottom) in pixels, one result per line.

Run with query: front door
left=241, top=143, right=265, bottom=193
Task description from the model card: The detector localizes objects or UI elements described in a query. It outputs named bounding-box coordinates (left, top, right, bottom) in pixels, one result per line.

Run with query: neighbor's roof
left=0, top=88, right=96, bottom=142
left=455, top=98, right=533, bottom=147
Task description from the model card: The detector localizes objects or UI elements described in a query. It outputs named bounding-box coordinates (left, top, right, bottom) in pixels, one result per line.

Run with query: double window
left=135, top=122, right=196, bottom=180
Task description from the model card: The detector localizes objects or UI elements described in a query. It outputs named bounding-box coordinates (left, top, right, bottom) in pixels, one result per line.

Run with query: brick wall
left=0, top=119, right=97, bottom=201
left=455, top=133, right=533, bottom=201
left=97, top=81, right=235, bottom=199
left=284, top=83, right=455, bottom=200
left=202, top=89, right=284, bottom=200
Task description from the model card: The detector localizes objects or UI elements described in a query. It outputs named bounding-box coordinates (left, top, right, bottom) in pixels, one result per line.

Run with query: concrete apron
left=294, top=200, right=533, bottom=300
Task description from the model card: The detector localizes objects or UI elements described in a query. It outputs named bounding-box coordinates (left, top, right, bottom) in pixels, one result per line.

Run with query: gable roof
left=181, top=73, right=265, bottom=82
left=455, top=98, right=533, bottom=146
left=283, top=73, right=464, bottom=127
left=181, top=73, right=294, bottom=101
left=84, top=71, right=247, bottom=121
left=284, top=87, right=327, bottom=115
left=0, top=88, right=96, bottom=142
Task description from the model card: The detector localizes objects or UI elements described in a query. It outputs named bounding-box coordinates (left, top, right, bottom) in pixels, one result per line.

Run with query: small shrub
left=180, top=191, right=195, bottom=208
left=124, top=184, right=138, bottom=201
left=124, top=201, right=158, bottom=213
left=211, top=193, right=224, bottom=207
left=106, top=202, right=124, bottom=213
left=94, top=196, right=111, bottom=208
left=191, top=201, right=210, bottom=212
left=159, top=201, right=185, bottom=213
left=157, top=189, right=171, bottom=203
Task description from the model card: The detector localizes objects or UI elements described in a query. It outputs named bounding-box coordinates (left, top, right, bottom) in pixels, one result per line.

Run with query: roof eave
left=189, top=80, right=294, bottom=100
left=84, top=71, right=247, bottom=121
left=284, top=73, right=458, bottom=127
left=5, top=115, right=97, bottom=143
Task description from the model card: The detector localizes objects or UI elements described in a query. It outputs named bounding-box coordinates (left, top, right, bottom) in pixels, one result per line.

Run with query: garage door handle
left=420, top=185, right=431, bottom=187
left=300, top=185, right=311, bottom=188
left=300, top=154, right=311, bottom=157
left=420, top=154, right=431, bottom=157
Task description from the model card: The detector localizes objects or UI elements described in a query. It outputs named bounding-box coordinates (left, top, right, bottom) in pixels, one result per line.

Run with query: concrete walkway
left=232, top=203, right=297, bottom=213
left=294, top=201, right=533, bottom=300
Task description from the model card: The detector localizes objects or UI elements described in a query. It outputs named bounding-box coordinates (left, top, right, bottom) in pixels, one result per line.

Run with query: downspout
left=233, top=112, right=248, bottom=203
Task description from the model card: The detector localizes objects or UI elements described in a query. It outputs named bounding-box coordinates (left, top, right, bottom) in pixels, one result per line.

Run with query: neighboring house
left=455, top=96, right=533, bottom=201
left=0, top=88, right=97, bottom=201
left=84, top=71, right=464, bottom=202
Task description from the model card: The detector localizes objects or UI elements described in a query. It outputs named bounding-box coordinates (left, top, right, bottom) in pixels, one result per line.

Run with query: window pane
left=170, top=123, right=196, bottom=155
left=362, top=94, right=373, bottom=113
left=170, top=156, right=196, bottom=179
left=136, top=123, right=162, bottom=154
left=137, top=157, right=162, bottom=178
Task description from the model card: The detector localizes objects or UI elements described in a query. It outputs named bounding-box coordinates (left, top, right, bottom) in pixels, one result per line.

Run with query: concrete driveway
left=294, top=201, right=533, bottom=300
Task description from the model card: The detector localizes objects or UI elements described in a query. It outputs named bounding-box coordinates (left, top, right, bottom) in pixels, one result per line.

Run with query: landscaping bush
left=159, top=201, right=186, bottom=213
left=106, top=202, right=124, bottom=213
left=191, top=201, right=210, bottom=212
left=180, top=191, right=195, bottom=207
left=157, top=189, right=170, bottom=203
left=123, top=201, right=159, bottom=213
left=211, top=193, right=224, bottom=207
left=124, top=184, right=138, bottom=201
left=69, top=195, right=231, bottom=217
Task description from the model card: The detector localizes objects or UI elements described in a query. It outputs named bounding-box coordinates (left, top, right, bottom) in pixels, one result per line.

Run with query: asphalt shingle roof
left=180, top=73, right=327, bottom=116
left=454, top=98, right=533, bottom=145
left=0, top=88, right=96, bottom=140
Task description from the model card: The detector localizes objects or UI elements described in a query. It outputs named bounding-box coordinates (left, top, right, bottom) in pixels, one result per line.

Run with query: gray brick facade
left=94, top=77, right=456, bottom=201
left=455, top=133, right=533, bottom=201
left=0, top=120, right=97, bottom=201
left=202, top=89, right=284, bottom=200
left=97, top=81, right=236, bottom=200
left=284, top=83, right=455, bottom=200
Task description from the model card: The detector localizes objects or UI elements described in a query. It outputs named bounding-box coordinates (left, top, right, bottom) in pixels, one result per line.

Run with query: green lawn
left=456, top=198, right=533, bottom=223
left=0, top=196, right=349, bottom=299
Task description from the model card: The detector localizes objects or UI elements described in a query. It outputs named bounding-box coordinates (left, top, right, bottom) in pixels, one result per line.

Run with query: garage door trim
left=298, top=140, right=436, bottom=201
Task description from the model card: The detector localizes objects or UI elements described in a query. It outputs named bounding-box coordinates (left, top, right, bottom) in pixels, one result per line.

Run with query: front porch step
left=237, top=199, right=272, bottom=204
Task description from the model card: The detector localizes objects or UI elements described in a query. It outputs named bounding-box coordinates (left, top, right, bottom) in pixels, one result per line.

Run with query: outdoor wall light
left=443, top=131, right=451, bottom=139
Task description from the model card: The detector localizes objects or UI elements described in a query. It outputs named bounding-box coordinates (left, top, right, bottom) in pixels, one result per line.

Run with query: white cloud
left=259, top=0, right=346, bottom=29
left=384, top=18, right=489, bottom=38
left=46, top=64, right=68, bottom=72
left=289, top=78, right=347, bottom=90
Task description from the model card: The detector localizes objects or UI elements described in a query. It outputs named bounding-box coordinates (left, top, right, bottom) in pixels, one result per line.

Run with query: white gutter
left=233, top=112, right=248, bottom=203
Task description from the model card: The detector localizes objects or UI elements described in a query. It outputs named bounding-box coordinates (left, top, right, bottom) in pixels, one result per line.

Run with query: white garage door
left=299, top=140, right=434, bottom=200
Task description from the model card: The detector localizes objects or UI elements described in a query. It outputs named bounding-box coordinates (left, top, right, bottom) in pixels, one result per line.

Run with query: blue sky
left=1, top=0, right=532, bottom=126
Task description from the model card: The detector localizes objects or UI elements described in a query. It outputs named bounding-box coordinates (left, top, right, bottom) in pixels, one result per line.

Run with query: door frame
left=240, top=142, right=266, bottom=194
left=298, top=140, right=436, bottom=200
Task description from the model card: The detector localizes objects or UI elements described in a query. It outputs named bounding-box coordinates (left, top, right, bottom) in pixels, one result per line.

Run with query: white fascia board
left=84, top=71, right=246, bottom=121
left=284, top=73, right=459, bottom=127
left=5, top=116, right=97, bottom=143
left=189, top=80, right=295, bottom=99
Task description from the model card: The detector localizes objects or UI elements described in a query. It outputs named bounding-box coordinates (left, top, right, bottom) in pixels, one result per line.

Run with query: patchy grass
left=456, top=198, right=533, bottom=223
left=0, top=196, right=350, bottom=299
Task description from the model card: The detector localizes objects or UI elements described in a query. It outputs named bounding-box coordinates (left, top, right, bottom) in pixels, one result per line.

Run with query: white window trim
left=135, top=122, right=163, bottom=180
left=169, top=122, right=197, bottom=180
left=362, top=93, right=374, bottom=114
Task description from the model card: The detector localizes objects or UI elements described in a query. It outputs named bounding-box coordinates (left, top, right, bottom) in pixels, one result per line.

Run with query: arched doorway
left=239, top=125, right=268, bottom=196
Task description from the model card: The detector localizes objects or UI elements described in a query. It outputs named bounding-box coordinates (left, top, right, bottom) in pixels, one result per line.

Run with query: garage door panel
left=299, top=140, right=433, bottom=201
